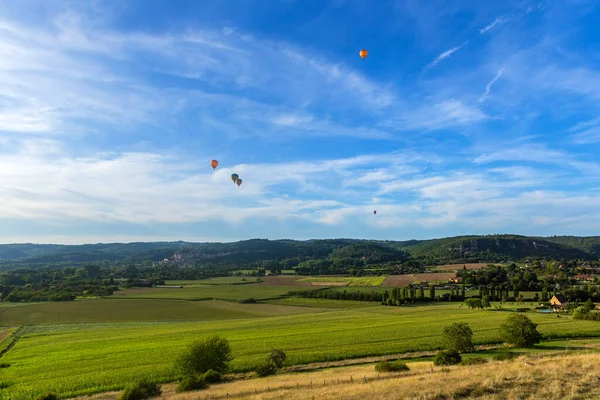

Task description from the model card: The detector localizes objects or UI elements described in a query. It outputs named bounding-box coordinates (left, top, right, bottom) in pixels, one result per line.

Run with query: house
left=574, top=274, right=594, bottom=282
left=549, top=294, right=568, bottom=308
left=448, top=277, right=463, bottom=284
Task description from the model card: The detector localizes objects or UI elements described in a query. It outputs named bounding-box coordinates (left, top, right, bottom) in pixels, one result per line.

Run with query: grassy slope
left=0, top=299, right=327, bottom=326
left=153, top=351, right=600, bottom=400
left=111, top=284, right=301, bottom=301
left=3, top=304, right=600, bottom=399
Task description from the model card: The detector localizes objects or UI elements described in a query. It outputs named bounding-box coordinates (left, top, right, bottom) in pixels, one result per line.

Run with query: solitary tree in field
left=499, top=314, right=543, bottom=347
left=442, top=322, right=475, bottom=353
left=174, top=335, right=233, bottom=377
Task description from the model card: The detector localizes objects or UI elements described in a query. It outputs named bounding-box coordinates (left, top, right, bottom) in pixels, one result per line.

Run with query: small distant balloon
left=359, top=49, right=368, bottom=59
left=373, top=210, right=377, bottom=215
left=210, top=160, right=219, bottom=170
left=236, top=178, right=243, bottom=187
left=231, top=173, right=239, bottom=183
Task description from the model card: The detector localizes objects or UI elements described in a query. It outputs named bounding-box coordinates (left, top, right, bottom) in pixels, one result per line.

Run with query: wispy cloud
left=479, top=67, right=505, bottom=102
left=424, top=41, right=469, bottom=71
left=479, top=17, right=505, bottom=34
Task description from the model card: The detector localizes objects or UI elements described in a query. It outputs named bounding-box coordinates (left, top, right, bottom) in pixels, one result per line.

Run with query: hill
left=0, top=234, right=598, bottom=269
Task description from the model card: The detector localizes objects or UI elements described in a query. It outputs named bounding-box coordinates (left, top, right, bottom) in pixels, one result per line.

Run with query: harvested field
left=432, top=263, right=500, bottom=271
left=260, top=276, right=310, bottom=286
left=383, top=273, right=456, bottom=286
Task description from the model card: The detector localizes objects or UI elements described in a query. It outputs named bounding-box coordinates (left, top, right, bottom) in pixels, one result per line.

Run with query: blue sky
left=1, top=0, right=600, bottom=244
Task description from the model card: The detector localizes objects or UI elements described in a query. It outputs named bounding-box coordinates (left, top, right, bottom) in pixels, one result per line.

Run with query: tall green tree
left=499, top=315, right=543, bottom=347
left=442, top=322, right=475, bottom=353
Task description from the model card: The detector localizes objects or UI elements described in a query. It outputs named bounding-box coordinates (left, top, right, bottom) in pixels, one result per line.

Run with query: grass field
left=0, top=299, right=328, bottom=327
left=166, top=277, right=259, bottom=286
left=112, top=284, right=303, bottom=301
left=264, top=298, right=380, bottom=309
left=297, top=277, right=385, bottom=286
left=3, top=304, right=600, bottom=399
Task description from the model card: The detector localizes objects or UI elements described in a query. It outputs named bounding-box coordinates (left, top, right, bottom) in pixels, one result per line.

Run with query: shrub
left=442, top=322, right=474, bottom=353
left=0, top=381, right=9, bottom=389
left=37, top=394, right=58, bottom=400
left=0, top=363, right=10, bottom=368
left=499, top=314, right=543, bottom=347
left=256, top=359, right=278, bottom=377
left=201, top=369, right=222, bottom=383
left=118, top=380, right=161, bottom=400
left=176, top=376, right=208, bottom=393
left=269, top=349, right=287, bottom=369
left=374, top=360, right=410, bottom=372
left=433, top=349, right=462, bottom=366
left=174, top=335, right=233, bottom=377
left=239, top=297, right=257, bottom=304
left=459, top=356, right=488, bottom=366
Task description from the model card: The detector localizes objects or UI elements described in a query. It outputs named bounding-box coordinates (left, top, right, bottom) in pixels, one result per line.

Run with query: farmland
left=2, top=303, right=600, bottom=399
left=383, top=273, right=456, bottom=286
left=296, top=277, right=386, bottom=286
left=113, top=284, right=303, bottom=301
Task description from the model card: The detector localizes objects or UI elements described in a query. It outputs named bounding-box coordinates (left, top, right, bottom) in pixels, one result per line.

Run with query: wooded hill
left=0, top=235, right=599, bottom=269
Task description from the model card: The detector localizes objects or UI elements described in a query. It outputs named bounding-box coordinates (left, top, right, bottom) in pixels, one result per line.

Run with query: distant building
left=549, top=294, right=568, bottom=309
left=448, top=277, right=463, bottom=284
left=574, top=274, right=594, bottom=282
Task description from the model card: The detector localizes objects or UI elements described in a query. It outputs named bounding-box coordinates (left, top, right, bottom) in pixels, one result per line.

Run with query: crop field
left=383, top=273, right=456, bottom=286
left=0, top=299, right=327, bottom=327
left=297, top=277, right=385, bottom=286
left=112, top=284, right=304, bottom=301
left=166, top=277, right=258, bottom=286
left=264, top=298, right=380, bottom=309
left=0, top=327, right=17, bottom=352
left=3, top=304, right=600, bottom=399
left=429, top=263, right=499, bottom=271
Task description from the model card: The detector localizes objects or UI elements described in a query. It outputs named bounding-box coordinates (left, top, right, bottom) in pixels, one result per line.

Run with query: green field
left=113, top=284, right=302, bottom=301
left=0, top=299, right=328, bottom=327
left=264, top=297, right=380, bottom=309
left=297, top=277, right=385, bottom=286
left=3, top=304, right=600, bottom=399
left=166, top=277, right=259, bottom=285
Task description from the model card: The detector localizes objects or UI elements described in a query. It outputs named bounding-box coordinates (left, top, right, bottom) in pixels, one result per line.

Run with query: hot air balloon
left=231, top=173, right=239, bottom=183
left=236, top=178, right=242, bottom=187
left=359, top=49, right=368, bottom=59
left=373, top=210, right=377, bottom=215
left=210, top=160, right=219, bottom=170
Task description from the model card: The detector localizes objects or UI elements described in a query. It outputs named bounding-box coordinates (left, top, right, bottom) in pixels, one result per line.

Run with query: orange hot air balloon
left=236, top=178, right=242, bottom=187
left=359, top=49, right=368, bottom=59
left=210, top=160, right=219, bottom=170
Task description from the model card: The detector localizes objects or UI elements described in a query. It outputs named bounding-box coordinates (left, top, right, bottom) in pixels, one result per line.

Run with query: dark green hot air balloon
left=231, top=173, right=239, bottom=183
left=236, top=178, right=242, bottom=187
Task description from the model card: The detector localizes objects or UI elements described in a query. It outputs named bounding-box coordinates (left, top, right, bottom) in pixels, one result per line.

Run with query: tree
left=269, top=349, right=287, bottom=369
left=442, top=322, right=475, bottom=353
left=499, top=314, right=543, bottom=347
left=481, top=295, right=491, bottom=308
left=174, top=335, right=233, bottom=377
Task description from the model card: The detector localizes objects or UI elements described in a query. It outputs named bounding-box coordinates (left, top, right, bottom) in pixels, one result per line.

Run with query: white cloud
left=479, top=67, right=505, bottom=102
left=479, top=17, right=505, bottom=34
left=424, top=41, right=469, bottom=71
left=383, top=100, right=487, bottom=131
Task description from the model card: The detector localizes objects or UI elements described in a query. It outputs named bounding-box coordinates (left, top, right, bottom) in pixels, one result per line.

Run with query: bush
left=433, top=349, right=462, bottom=366
left=174, top=335, right=233, bottom=377
left=374, top=360, right=410, bottom=372
left=118, top=380, right=161, bottom=400
left=499, top=314, right=543, bottom=347
left=256, top=359, right=278, bottom=377
left=269, top=349, right=287, bottom=369
left=0, top=363, right=10, bottom=368
left=176, top=376, right=208, bottom=393
left=239, top=297, right=257, bottom=304
left=442, top=322, right=474, bottom=353
left=0, top=381, right=9, bottom=389
left=459, top=356, right=488, bottom=366
left=201, top=369, right=222, bottom=383
left=37, top=394, right=58, bottom=400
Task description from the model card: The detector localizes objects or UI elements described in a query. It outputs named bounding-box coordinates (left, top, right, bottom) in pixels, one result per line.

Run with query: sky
left=1, top=0, right=600, bottom=244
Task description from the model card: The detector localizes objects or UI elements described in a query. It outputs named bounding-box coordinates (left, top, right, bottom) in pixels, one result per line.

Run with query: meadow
left=0, top=299, right=329, bottom=327
left=112, top=284, right=302, bottom=301
left=2, top=303, right=600, bottom=399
